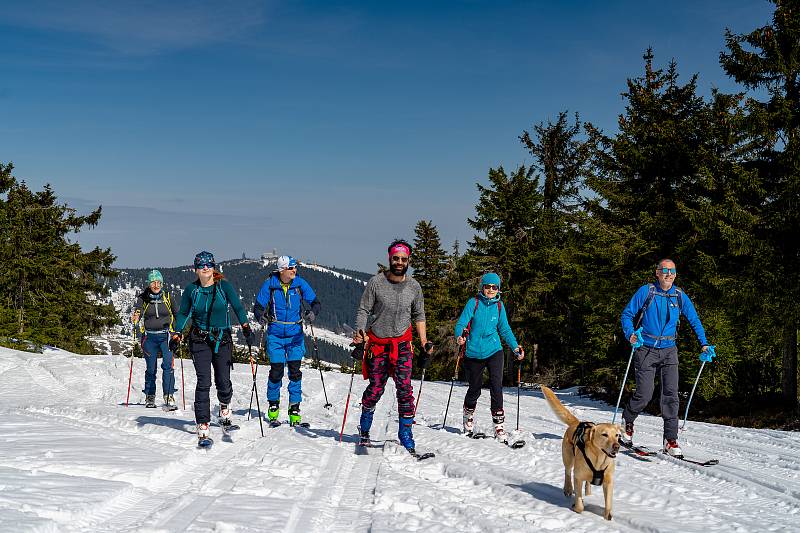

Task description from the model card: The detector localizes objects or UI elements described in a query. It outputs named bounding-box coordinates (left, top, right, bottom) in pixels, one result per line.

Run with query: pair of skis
left=355, top=435, right=435, bottom=461
left=466, top=431, right=526, bottom=449
left=619, top=441, right=718, bottom=467
left=197, top=420, right=240, bottom=448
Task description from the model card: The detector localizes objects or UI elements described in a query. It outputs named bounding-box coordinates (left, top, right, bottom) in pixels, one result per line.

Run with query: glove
left=699, top=345, right=717, bottom=363
left=351, top=341, right=365, bottom=360
left=304, top=310, right=316, bottom=323
left=418, top=355, right=431, bottom=370
left=168, top=334, right=182, bottom=353
left=423, top=341, right=434, bottom=355
left=241, top=323, right=255, bottom=346
left=257, top=313, right=269, bottom=326
left=631, top=327, right=644, bottom=349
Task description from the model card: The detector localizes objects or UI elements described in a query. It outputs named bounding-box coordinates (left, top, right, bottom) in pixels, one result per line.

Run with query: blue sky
left=0, top=1, right=772, bottom=272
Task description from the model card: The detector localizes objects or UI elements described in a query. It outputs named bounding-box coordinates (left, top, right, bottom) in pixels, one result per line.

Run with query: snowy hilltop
left=1, top=346, right=798, bottom=532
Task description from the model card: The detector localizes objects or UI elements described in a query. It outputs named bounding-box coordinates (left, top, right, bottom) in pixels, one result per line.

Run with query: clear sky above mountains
left=0, top=1, right=771, bottom=271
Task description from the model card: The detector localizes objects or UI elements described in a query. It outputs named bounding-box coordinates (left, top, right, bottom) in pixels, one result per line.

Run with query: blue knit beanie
left=480, top=272, right=501, bottom=288
left=146, top=269, right=163, bottom=284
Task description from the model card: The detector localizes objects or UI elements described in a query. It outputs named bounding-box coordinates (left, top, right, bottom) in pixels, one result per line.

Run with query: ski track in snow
left=1, top=347, right=799, bottom=532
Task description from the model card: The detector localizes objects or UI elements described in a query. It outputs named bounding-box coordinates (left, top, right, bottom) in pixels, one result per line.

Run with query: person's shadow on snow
left=135, top=415, right=196, bottom=433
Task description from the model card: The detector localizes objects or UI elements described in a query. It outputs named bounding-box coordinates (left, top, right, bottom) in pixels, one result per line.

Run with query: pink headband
left=389, top=243, right=411, bottom=257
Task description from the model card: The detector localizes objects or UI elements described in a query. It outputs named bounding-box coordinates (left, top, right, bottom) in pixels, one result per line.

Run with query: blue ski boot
left=358, top=407, right=374, bottom=446
left=398, top=416, right=415, bottom=452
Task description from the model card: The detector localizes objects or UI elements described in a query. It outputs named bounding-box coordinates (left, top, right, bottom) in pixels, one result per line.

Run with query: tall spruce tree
left=0, top=162, right=118, bottom=353
left=584, top=51, right=722, bottom=388
left=720, top=0, right=800, bottom=406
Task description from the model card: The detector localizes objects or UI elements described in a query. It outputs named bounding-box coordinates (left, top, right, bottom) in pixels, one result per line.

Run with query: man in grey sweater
left=353, top=239, right=433, bottom=453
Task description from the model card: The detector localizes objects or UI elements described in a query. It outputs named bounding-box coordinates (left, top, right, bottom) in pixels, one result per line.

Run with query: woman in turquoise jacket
left=454, top=272, right=524, bottom=443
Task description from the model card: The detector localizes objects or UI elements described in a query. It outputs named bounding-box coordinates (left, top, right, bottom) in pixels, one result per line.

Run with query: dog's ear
left=586, top=426, right=595, bottom=442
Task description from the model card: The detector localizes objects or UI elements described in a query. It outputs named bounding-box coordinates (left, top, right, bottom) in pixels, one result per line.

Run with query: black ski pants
left=189, top=329, right=233, bottom=424
left=622, top=345, right=680, bottom=440
left=463, top=350, right=504, bottom=413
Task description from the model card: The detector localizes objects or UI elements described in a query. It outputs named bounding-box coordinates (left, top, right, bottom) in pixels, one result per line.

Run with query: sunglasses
left=285, top=266, right=297, bottom=271
left=196, top=263, right=215, bottom=270
left=483, top=284, right=499, bottom=291
left=390, top=256, right=409, bottom=263
left=659, top=267, right=677, bottom=275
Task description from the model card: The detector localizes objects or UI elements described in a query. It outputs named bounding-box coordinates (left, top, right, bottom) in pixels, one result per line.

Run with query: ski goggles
left=659, top=267, right=677, bottom=275
left=482, top=284, right=499, bottom=291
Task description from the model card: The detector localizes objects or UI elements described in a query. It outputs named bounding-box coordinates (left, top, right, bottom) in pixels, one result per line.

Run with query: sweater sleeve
left=222, top=280, right=249, bottom=325
left=497, top=303, right=519, bottom=351
left=355, top=279, right=376, bottom=333
left=621, top=285, right=649, bottom=339
left=411, top=282, right=425, bottom=323
left=174, top=285, right=195, bottom=332
left=454, top=300, right=474, bottom=338
left=680, top=292, right=708, bottom=346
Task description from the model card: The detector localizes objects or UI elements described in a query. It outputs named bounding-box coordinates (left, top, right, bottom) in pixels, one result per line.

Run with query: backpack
left=266, top=281, right=305, bottom=325
left=633, top=283, right=683, bottom=330
left=138, top=290, right=175, bottom=333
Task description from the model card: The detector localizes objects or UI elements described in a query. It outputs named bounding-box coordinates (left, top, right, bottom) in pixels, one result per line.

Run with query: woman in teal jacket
left=454, top=272, right=524, bottom=443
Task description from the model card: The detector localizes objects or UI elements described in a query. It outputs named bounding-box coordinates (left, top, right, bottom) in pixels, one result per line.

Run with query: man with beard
left=352, top=239, right=433, bottom=455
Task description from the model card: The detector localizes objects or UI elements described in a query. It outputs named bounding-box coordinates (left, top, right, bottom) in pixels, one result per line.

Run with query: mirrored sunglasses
left=659, top=267, right=677, bottom=275
left=196, top=263, right=215, bottom=270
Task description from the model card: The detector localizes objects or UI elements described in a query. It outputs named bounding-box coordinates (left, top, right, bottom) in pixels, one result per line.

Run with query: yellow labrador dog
left=541, top=386, right=620, bottom=521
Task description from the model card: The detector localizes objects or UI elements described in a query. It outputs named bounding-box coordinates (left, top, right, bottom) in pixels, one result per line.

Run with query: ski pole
left=612, top=328, right=643, bottom=424
left=413, top=369, right=426, bottom=417
left=339, top=332, right=366, bottom=443
left=248, top=341, right=265, bottom=437
left=309, top=323, right=332, bottom=408
left=179, top=345, right=186, bottom=410
left=516, top=362, right=521, bottom=432
left=126, top=324, right=137, bottom=406
left=681, top=346, right=716, bottom=430
left=442, top=342, right=465, bottom=429
left=248, top=328, right=266, bottom=421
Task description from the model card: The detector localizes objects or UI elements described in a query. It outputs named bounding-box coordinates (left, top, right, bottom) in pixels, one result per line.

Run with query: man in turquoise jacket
left=454, top=272, right=524, bottom=443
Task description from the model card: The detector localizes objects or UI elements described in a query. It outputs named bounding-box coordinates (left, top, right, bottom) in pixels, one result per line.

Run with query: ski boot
left=663, top=438, right=683, bottom=458
left=219, top=403, right=232, bottom=425
left=288, top=403, right=301, bottom=427
left=267, top=401, right=280, bottom=427
left=398, top=416, right=416, bottom=453
left=197, top=422, right=212, bottom=447
left=358, top=408, right=375, bottom=446
left=145, top=394, right=156, bottom=408
left=163, top=394, right=177, bottom=411
left=462, top=407, right=475, bottom=436
left=492, top=409, right=508, bottom=444
left=619, top=420, right=634, bottom=446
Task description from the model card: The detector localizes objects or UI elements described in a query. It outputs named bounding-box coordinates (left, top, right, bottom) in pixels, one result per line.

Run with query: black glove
left=351, top=341, right=365, bottom=360
left=303, top=309, right=316, bottom=323
left=418, top=355, right=431, bottom=370
left=168, top=334, right=182, bottom=353
left=258, top=313, right=269, bottom=326
left=423, top=341, right=434, bottom=355
left=241, top=323, right=255, bottom=346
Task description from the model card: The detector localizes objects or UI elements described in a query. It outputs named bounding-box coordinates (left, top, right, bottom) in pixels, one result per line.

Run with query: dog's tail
left=541, top=386, right=579, bottom=426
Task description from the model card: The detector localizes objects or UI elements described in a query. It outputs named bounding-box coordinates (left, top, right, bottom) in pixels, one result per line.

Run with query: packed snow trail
left=0, top=346, right=799, bottom=532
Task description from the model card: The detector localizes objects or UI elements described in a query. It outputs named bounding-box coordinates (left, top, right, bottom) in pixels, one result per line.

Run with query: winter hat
left=276, top=255, right=298, bottom=271
left=194, top=251, right=215, bottom=269
left=147, top=269, right=163, bottom=284
left=480, top=272, right=501, bottom=288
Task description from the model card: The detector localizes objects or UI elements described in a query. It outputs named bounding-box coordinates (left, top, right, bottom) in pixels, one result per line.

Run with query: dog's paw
left=563, top=487, right=574, bottom=497
left=604, top=511, right=613, bottom=521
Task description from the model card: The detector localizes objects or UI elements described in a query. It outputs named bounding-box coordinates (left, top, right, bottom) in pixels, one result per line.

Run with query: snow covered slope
left=1, top=346, right=798, bottom=532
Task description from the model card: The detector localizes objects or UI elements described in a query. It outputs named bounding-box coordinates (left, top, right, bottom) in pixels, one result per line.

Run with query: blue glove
left=699, top=345, right=717, bottom=363
left=632, top=327, right=644, bottom=349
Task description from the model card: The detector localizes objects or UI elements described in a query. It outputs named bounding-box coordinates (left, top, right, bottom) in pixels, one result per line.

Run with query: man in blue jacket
left=254, top=255, right=321, bottom=426
left=619, top=258, right=710, bottom=457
